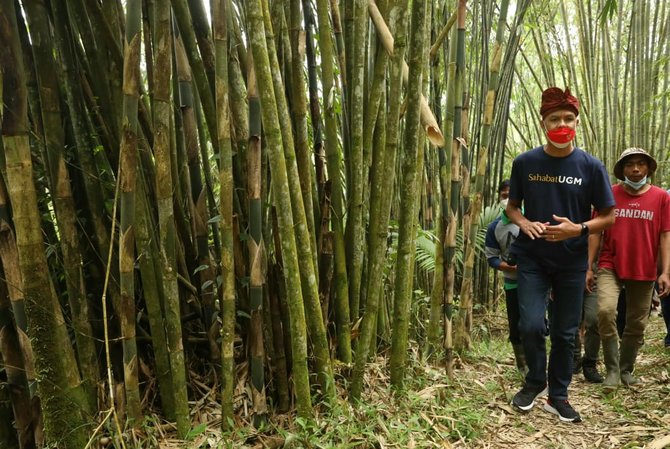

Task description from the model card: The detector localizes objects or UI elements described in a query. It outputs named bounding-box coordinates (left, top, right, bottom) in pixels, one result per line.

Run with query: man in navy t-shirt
left=505, top=87, right=615, bottom=423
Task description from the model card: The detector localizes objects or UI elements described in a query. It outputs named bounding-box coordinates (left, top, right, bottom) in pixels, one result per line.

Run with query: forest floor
left=458, top=311, right=670, bottom=449
left=150, top=308, right=670, bottom=449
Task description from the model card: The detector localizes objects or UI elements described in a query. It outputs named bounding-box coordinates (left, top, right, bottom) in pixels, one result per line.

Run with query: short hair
left=498, top=179, right=510, bottom=192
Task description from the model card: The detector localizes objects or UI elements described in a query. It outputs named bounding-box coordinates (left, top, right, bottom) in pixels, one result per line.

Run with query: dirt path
left=470, top=312, right=670, bottom=449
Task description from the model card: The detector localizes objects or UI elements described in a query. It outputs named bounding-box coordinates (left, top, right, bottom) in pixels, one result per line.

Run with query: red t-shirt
left=598, top=184, right=670, bottom=280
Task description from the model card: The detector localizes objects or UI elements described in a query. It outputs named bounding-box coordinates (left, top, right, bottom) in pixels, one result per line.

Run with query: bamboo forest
left=1, top=0, right=670, bottom=447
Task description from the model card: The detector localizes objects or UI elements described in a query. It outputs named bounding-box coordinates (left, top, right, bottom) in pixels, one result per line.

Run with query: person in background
left=485, top=180, right=526, bottom=375
left=662, top=290, right=670, bottom=348
left=594, top=148, right=670, bottom=388
left=506, top=87, right=615, bottom=423
left=616, top=288, right=627, bottom=338
left=663, top=188, right=670, bottom=348
left=572, top=257, right=604, bottom=383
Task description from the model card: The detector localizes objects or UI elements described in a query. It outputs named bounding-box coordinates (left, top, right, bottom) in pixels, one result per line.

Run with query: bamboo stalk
left=389, top=0, right=428, bottom=390
left=0, top=223, right=34, bottom=449
left=261, top=0, right=339, bottom=391
left=429, top=11, right=457, bottom=61
left=302, top=0, right=326, bottom=210
left=246, top=61, right=268, bottom=425
left=344, top=0, right=367, bottom=327
left=174, top=25, right=219, bottom=356
left=117, top=0, right=143, bottom=424
left=368, top=0, right=445, bottom=147
left=314, top=0, right=352, bottom=368
left=171, top=0, right=218, bottom=154
left=290, top=0, right=319, bottom=275
left=350, top=47, right=397, bottom=400
left=212, top=0, right=237, bottom=430
left=134, top=176, right=176, bottom=420
left=440, top=1, right=464, bottom=379
left=23, top=0, right=99, bottom=411
left=455, top=0, right=508, bottom=352
left=0, top=1, right=89, bottom=444
left=154, top=0, right=190, bottom=437
left=246, top=0, right=314, bottom=418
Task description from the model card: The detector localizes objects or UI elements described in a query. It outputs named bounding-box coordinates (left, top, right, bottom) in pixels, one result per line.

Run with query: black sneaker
left=511, top=384, right=548, bottom=411
left=544, top=398, right=582, bottom=423
left=583, top=365, right=603, bottom=383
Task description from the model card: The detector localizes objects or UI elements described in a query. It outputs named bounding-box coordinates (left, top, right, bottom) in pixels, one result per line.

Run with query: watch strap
left=580, top=223, right=589, bottom=236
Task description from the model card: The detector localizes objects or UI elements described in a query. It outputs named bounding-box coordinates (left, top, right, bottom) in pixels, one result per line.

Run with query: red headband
left=540, top=87, right=580, bottom=118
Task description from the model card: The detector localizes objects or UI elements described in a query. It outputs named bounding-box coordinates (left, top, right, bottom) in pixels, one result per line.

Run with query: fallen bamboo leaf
left=646, top=434, right=670, bottom=449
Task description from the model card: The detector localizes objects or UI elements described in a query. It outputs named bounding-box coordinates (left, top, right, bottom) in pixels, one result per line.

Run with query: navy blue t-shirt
left=509, top=146, right=614, bottom=270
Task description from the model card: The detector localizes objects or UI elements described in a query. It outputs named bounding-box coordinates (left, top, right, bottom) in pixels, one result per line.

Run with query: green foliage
left=185, top=423, right=208, bottom=441
left=414, top=229, right=439, bottom=273
left=413, top=204, right=500, bottom=277
left=193, top=264, right=210, bottom=274
left=598, top=0, right=618, bottom=24
left=385, top=205, right=501, bottom=341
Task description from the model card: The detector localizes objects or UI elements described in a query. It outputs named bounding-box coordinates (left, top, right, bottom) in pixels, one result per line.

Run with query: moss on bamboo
left=389, top=0, right=428, bottom=390
left=246, top=0, right=314, bottom=418
left=314, top=0, right=352, bottom=369
left=213, top=0, right=237, bottom=429
left=261, top=0, right=337, bottom=397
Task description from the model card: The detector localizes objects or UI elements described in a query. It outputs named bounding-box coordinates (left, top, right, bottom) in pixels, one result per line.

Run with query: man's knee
left=622, top=317, right=647, bottom=337
left=519, top=320, right=547, bottom=338
left=597, top=306, right=616, bottom=324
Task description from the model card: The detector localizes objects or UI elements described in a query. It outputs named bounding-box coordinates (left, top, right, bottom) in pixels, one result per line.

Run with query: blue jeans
left=517, top=254, right=585, bottom=400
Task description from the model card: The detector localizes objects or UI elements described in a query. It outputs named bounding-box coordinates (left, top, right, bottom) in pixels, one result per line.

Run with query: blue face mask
left=624, top=175, right=648, bottom=190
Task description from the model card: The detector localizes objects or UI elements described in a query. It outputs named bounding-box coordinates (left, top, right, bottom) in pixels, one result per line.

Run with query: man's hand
left=544, top=215, right=581, bottom=242
left=658, top=273, right=670, bottom=297
left=499, top=261, right=517, bottom=273
left=520, top=221, right=550, bottom=240
left=585, top=269, right=596, bottom=293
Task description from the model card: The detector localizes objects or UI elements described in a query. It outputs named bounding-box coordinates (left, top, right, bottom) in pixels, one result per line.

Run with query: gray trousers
left=575, top=289, right=600, bottom=362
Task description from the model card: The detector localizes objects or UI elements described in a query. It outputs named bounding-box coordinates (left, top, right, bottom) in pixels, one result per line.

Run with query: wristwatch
left=580, top=223, right=589, bottom=236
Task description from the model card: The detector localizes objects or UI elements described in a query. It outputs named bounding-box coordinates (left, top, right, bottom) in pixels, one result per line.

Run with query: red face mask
left=546, top=127, right=576, bottom=146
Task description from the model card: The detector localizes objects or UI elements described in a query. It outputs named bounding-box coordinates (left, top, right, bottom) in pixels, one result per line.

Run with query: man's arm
left=506, top=199, right=548, bottom=240
left=587, top=233, right=601, bottom=268
left=484, top=222, right=517, bottom=273
left=657, top=231, right=670, bottom=297
left=585, top=206, right=616, bottom=234
left=546, top=206, right=615, bottom=241
left=484, top=223, right=502, bottom=270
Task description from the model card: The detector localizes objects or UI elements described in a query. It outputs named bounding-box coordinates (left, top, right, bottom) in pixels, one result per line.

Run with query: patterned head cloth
left=540, top=87, right=580, bottom=118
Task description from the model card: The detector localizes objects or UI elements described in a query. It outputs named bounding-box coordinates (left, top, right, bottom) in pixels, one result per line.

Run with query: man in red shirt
left=593, top=148, right=670, bottom=387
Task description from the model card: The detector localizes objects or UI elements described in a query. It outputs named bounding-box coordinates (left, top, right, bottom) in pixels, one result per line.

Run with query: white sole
left=543, top=402, right=582, bottom=423
left=511, top=386, right=548, bottom=411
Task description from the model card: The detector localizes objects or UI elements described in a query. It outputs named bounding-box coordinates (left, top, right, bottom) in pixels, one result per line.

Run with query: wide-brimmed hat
left=613, top=147, right=657, bottom=180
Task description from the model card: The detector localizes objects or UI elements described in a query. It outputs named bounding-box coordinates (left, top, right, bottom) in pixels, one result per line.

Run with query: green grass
left=600, top=390, right=634, bottom=417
